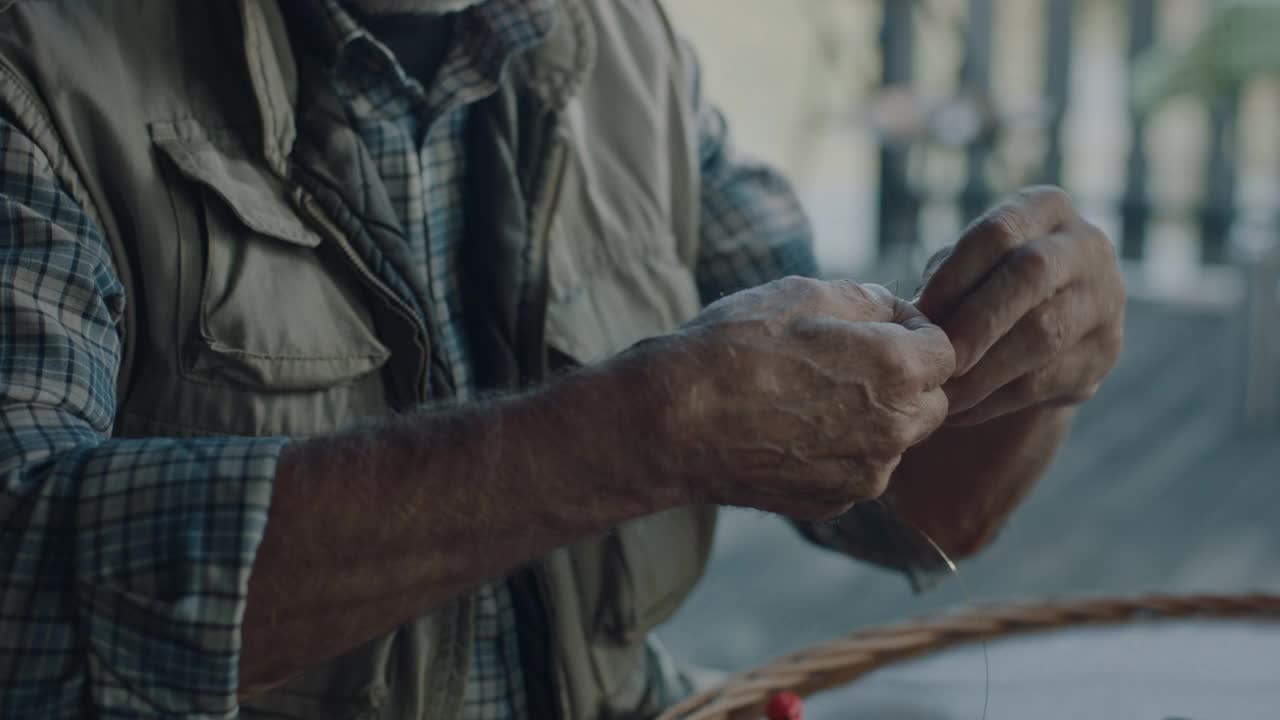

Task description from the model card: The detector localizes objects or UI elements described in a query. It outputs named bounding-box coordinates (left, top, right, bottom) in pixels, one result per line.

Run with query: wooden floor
left=657, top=298, right=1280, bottom=673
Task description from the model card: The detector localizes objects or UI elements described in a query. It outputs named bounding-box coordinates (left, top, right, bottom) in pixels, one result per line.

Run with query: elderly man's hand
left=915, top=187, right=1126, bottom=426
left=646, top=277, right=955, bottom=521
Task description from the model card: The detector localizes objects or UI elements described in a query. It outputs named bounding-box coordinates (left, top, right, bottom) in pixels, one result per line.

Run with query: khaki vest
left=0, top=2, right=716, bottom=718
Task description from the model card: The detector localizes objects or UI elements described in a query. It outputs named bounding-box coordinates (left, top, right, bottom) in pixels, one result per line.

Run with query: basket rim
left=656, top=591, right=1280, bottom=720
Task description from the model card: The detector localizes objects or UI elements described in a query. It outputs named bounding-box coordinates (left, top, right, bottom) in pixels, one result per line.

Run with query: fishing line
left=875, top=498, right=990, bottom=720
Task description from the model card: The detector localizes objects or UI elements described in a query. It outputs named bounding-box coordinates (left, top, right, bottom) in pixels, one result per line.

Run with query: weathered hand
left=915, top=187, right=1126, bottom=427
left=646, top=276, right=955, bottom=520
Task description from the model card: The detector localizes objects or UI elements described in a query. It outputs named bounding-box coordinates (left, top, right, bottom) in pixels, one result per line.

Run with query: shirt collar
left=297, top=0, right=556, bottom=89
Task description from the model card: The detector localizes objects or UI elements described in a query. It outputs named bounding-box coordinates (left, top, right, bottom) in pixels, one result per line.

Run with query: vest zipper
left=529, top=139, right=569, bottom=275
left=295, top=188, right=431, bottom=403
left=518, top=135, right=569, bottom=381
left=532, top=562, right=568, bottom=718
left=524, top=131, right=571, bottom=719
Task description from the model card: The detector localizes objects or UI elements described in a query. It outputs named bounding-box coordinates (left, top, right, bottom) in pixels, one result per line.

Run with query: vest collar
left=236, top=0, right=595, bottom=178
left=513, top=0, right=597, bottom=112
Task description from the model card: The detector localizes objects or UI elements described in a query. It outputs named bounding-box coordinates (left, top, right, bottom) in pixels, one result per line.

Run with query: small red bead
left=765, top=690, right=804, bottom=720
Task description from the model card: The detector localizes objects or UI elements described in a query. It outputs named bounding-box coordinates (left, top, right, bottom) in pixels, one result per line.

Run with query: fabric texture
left=0, top=0, right=817, bottom=717
left=0, top=114, right=286, bottom=719
left=293, top=1, right=556, bottom=716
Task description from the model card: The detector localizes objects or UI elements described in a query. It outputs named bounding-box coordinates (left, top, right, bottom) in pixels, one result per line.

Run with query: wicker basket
left=656, top=593, right=1280, bottom=720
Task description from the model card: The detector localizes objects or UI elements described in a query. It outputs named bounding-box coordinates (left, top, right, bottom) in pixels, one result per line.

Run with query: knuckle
left=867, top=334, right=905, bottom=371
left=831, top=278, right=878, bottom=306
left=1028, top=305, right=1067, bottom=352
left=1082, top=219, right=1113, bottom=256
left=879, top=344, right=922, bottom=389
left=994, top=212, right=1029, bottom=250
left=1018, top=368, right=1052, bottom=401
left=1009, top=245, right=1054, bottom=288
left=973, top=212, right=1026, bottom=254
left=857, top=281, right=896, bottom=305
left=895, top=351, right=926, bottom=386
left=786, top=312, right=826, bottom=339
left=1029, top=184, right=1074, bottom=214
left=776, top=274, right=820, bottom=297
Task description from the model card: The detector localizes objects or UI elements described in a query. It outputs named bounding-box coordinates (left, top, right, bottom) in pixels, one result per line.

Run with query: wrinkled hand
left=915, top=187, right=1126, bottom=426
left=650, top=276, right=955, bottom=520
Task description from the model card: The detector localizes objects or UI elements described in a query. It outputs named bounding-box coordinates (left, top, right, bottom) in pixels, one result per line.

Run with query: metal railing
left=865, top=0, right=1268, bottom=272
left=854, top=0, right=1279, bottom=424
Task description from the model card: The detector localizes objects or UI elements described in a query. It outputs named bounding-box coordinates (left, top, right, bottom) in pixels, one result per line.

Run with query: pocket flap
left=152, top=123, right=320, bottom=248
left=150, top=120, right=390, bottom=392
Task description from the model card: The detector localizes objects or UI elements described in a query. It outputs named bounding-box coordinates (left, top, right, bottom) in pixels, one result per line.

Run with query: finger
left=905, top=385, right=951, bottom=447
left=868, top=291, right=958, bottom=384
left=946, top=337, right=1112, bottom=426
left=816, top=279, right=899, bottom=324
left=944, top=283, right=1100, bottom=414
left=913, top=245, right=955, bottom=301
left=917, top=186, right=1075, bottom=322
left=883, top=287, right=943, bottom=330
left=872, top=320, right=957, bottom=389
left=943, top=229, right=1097, bottom=375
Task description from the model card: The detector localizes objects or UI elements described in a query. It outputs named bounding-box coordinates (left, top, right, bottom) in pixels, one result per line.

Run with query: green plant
left=1134, top=1, right=1280, bottom=112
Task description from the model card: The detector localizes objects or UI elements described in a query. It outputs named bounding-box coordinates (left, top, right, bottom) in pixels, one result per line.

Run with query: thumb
left=897, top=300, right=958, bottom=384
left=823, top=280, right=898, bottom=323
left=860, top=283, right=913, bottom=322
left=863, top=283, right=937, bottom=330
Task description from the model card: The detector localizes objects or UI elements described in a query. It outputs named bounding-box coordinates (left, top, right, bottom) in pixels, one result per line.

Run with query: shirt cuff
left=793, top=495, right=954, bottom=593
left=73, top=435, right=288, bottom=717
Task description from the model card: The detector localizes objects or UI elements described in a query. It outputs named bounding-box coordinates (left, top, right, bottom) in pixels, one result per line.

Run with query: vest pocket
left=543, top=206, right=713, bottom=650
left=238, top=635, right=394, bottom=720
left=152, top=122, right=390, bottom=392
left=596, top=506, right=717, bottom=645
left=576, top=506, right=717, bottom=709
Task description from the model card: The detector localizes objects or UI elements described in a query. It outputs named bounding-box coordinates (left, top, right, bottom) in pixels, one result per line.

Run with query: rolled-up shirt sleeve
left=685, top=41, right=820, bottom=303
left=0, top=119, right=287, bottom=718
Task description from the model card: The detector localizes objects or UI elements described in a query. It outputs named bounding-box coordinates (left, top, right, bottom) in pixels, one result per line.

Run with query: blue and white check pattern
left=307, top=2, right=556, bottom=716
left=0, top=0, right=817, bottom=717
left=0, top=120, right=286, bottom=718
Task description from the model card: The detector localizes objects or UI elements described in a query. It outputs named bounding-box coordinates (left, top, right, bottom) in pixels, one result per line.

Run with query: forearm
left=240, top=350, right=685, bottom=694
left=888, top=405, right=1074, bottom=557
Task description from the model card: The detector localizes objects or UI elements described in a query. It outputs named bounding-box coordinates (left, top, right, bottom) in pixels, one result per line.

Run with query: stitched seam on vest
left=0, top=62, right=109, bottom=234
left=241, top=0, right=287, bottom=177
left=119, top=411, right=328, bottom=439
left=0, top=54, right=137, bottom=415
left=200, top=347, right=388, bottom=362
left=171, top=368, right=381, bottom=392
left=117, top=412, right=224, bottom=437
left=442, top=597, right=475, bottom=720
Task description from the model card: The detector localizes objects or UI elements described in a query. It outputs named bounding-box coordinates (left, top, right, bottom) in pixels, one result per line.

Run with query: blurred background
left=655, top=0, right=1280, bottom=692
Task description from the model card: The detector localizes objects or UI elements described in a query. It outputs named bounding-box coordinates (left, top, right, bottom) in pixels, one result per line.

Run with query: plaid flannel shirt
left=0, top=1, right=817, bottom=717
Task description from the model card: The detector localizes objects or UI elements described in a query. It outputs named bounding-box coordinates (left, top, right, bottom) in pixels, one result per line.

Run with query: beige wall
left=665, top=1, right=883, bottom=275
